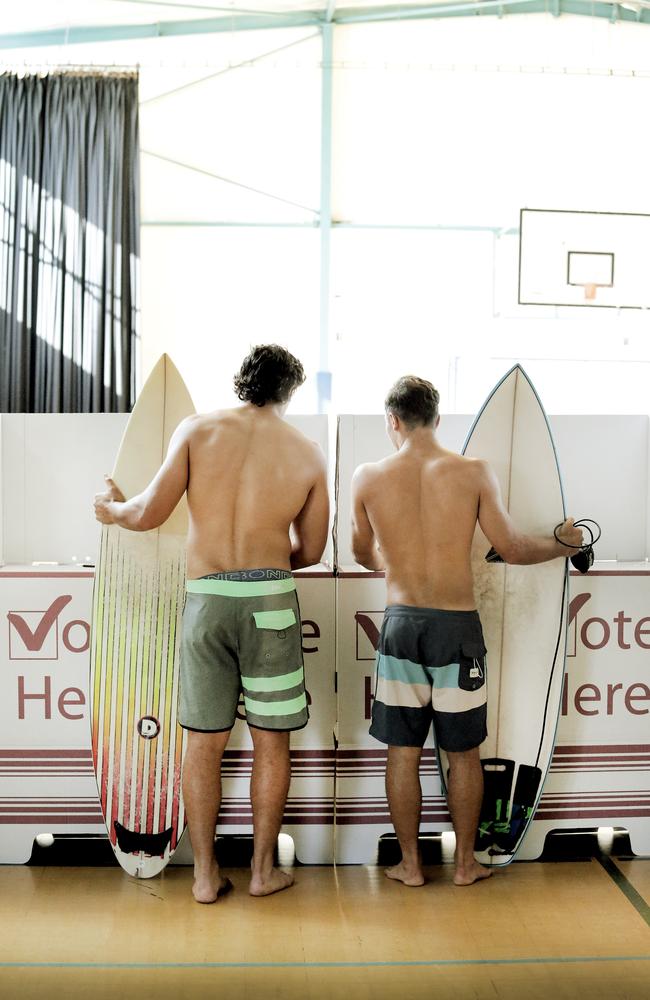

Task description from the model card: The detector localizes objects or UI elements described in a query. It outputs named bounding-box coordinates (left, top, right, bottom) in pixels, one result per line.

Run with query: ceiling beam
left=336, top=0, right=650, bottom=25
left=0, top=12, right=320, bottom=49
left=0, top=1, right=649, bottom=51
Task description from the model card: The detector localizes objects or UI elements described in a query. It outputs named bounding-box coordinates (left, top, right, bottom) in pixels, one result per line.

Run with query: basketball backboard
left=518, top=208, right=650, bottom=309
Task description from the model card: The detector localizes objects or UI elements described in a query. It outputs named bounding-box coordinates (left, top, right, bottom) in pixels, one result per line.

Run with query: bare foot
left=249, top=867, right=294, bottom=897
left=385, top=862, right=425, bottom=887
left=453, top=862, right=492, bottom=886
left=192, top=867, right=233, bottom=904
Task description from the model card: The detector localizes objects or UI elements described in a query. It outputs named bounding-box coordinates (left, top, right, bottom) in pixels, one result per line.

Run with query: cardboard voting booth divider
left=518, top=564, right=650, bottom=859
left=0, top=567, right=103, bottom=863
left=1, top=408, right=649, bottom=866
left=335, top=570, right=452, bottom=864
left=334, top=413, right=650, bottom=863
left=0, top=414, right=128, bottom=568
left=172, top=567, right=336, bottom=866
left=0, top=413, right=335, bottom=865
left=0, top=566, right=336, bottom=864
left=0, top=413, right=333, bottom=568
left=333, top=564, right=650, bottom=864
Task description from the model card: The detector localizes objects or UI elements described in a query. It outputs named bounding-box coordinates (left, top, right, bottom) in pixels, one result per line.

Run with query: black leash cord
left=553, top=517, right=601, bottom=551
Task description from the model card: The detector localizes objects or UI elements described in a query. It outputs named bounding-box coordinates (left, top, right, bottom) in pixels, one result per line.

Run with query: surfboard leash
left=534, top=518, right=601, bottom=767
left=553, top=517, right=601, bottom=574
left=534, top=565, right=568, bottom=771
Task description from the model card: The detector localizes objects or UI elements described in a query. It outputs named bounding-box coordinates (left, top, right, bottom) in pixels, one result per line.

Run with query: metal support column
left=317, top=20, right=334, bottom=414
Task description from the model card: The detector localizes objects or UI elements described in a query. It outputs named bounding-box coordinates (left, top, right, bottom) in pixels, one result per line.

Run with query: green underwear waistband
left=186, top=577, right=296, bottom=597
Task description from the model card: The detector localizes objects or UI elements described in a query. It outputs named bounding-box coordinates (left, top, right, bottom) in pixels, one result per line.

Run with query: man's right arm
left=476, top=461, right=583, bottom=564
left=94, top=418, right=192, bottom=531
left=350, top=465, right=384, bottom=571
left=290, top=446, right=330, bottom=570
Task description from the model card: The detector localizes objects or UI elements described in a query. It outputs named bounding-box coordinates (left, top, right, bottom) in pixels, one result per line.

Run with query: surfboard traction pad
left=90, top=525, right=187, bottom=878
left=474, top=758, right=542, bottom=858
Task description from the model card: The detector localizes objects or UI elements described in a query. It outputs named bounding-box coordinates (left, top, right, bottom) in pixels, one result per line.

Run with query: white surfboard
left=90, top=355, right=194, bottom=877
left=439, top=365, right=568, bottom=866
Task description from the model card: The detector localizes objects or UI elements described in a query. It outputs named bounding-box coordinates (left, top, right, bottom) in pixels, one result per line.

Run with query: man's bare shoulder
left=170, top=412, right=203, bottom=440
left=280, top=420, right=326, bottom=463
left=434, top=454, right=494, bottom=495
left=198, top=407, right=239, bottom=423
left=351, top=456, right=393, bottom=490
left=281, top=418, right=315, bottom=444
left=430, top=450, right=488, bottom=476
left=459, top=455, right=491, bottom=477
left=183, top=408, right=241, bottom=436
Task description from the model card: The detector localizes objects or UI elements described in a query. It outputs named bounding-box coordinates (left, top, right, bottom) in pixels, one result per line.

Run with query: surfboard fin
left=114, top=820, right=174, bottom=858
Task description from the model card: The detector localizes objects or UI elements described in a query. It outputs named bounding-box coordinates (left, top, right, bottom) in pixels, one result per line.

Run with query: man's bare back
left=94, top=404, right=329, bottom=578
left=352, top=424, right=582, bottom=611
left=184, top=406, right=327, bottom=578
left=353, top=441, right=481, bottom=609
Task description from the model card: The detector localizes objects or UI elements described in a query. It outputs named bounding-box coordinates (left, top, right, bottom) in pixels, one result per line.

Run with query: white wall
left=5, top=13, right=650, bottom=419
left=330, top=17, right=650, bottom=415
left=137, top=28, right=324, bottom=414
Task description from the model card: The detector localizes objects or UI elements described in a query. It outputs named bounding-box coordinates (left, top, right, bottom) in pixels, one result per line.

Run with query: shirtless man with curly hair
left=95, top=345, right=329, bottom=903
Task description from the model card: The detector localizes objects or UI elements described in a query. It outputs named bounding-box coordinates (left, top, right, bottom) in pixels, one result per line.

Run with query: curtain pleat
left=0, top=72, right=139, bottom=413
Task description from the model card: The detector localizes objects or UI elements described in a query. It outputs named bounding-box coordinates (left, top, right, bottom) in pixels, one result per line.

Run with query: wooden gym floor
left=0, top=842, right=648, bottom=1000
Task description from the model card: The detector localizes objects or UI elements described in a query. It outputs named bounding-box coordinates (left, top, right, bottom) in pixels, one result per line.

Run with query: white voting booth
left=1, top=405, right=649, bottom=865
left=334, top=412, right=650, bottom=863
left=0, top=414, right=335, bottom=864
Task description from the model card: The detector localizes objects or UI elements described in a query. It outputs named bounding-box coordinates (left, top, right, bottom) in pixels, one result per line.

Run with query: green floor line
left=599, top=857, right=650, bottom=927
left=0, top=956, right=649, bottom=971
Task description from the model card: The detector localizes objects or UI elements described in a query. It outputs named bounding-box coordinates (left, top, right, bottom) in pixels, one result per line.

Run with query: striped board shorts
left=178, top=569, right=308, bottom=733
left=369, top=605, right=488, bottom=752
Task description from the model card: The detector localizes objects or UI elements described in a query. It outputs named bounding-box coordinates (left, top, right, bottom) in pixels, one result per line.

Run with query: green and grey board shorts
left=178, top=569, right=308, bottom=733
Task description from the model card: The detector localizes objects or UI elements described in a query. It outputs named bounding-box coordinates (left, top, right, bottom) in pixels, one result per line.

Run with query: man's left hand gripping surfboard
left=90, top=355, right=195, bottom=878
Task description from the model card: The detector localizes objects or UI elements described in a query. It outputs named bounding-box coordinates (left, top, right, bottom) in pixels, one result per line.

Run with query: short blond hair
left=385, top=376, right=439, bottom=428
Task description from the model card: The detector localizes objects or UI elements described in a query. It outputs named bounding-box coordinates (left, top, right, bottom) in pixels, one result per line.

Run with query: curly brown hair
left=233, top=344, right=306, bottom=407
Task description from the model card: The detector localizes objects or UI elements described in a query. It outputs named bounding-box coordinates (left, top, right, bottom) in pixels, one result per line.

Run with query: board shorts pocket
left=249, top=606, right=301, bottom=671
left=252, top=608, right=297, bottom=634
left=458, top=640, right=487, bottom=693
left=243, top=602, right=308, bottom=731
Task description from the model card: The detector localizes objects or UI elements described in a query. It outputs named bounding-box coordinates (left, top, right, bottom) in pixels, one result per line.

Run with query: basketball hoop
left=567, top=248, right=614, bottom=305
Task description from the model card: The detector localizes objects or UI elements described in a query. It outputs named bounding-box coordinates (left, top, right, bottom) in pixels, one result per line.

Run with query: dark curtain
left=0, top=72, right=139, bottom=412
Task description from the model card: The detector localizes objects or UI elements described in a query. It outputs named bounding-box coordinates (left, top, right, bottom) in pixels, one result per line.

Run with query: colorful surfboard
left=90, top=355, right=194, bottom=877
left=439, top=365, right=568, bottom=866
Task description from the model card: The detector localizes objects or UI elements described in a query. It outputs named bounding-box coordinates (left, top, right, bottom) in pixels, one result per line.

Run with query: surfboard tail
left=114, top=820, right=174, bottom=858
left=90, top=527, right=188, bottom=876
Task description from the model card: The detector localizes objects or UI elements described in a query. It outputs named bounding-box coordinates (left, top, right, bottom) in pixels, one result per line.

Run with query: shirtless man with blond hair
left=351, top=375, right=582, bottom=888
left=94, top=345, right=329, bottom=904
